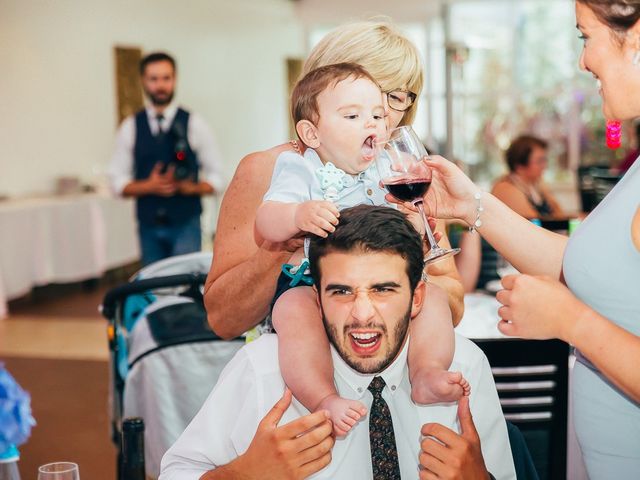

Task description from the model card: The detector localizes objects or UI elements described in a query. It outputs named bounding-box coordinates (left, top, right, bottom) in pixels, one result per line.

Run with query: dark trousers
left=138, top=215, right=201, bottom=266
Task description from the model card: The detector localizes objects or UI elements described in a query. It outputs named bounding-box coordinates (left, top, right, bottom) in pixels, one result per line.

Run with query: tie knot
left=368, top=376, right=386, bottom=396
left=156, top=114, right=166, bottom=138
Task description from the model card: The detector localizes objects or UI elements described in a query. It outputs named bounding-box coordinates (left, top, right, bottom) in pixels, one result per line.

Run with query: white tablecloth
left=454, top=292, right=508, bottom=340
left=0, top=194, right=139, bottom=317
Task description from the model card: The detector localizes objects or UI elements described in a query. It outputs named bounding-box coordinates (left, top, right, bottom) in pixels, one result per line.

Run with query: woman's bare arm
left=453, top=228, right=482, bottom=294
left=256, top=201, right=301, bottom=243
left=204, top=144, right=300, bottom=339
left=426, top=220, right=465, bottom=326
left=569, top=306, right=640, bottom=401
left=425, top=157, right=569, bottom=279
left=475, top=194, right=568, bottom=278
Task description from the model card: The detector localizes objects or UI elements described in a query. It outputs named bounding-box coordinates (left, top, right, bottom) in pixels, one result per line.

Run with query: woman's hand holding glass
left=421, top=156, right=481, bottom=223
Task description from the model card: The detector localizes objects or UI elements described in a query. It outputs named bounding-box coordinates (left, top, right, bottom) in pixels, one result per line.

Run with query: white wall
left=294, top=0, right=440, bottom=26
left=0, top=0, right=304, bottom=197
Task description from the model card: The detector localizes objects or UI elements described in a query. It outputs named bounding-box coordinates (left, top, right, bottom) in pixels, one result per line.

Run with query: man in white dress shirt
left=160, top=205, right=516, bottom=479
left=109, top=52, right=225, bottom=265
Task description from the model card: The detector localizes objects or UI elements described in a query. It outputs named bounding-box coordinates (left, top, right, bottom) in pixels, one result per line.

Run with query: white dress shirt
left=160, top=334, right=516, bottom=479
left=108, top=103, right=226, bottom=195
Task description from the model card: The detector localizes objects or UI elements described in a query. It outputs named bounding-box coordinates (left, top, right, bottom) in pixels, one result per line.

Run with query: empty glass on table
left=37, top=462, right=80, bottom=480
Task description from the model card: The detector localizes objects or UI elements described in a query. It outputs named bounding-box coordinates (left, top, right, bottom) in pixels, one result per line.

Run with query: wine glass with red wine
left=376, top=126, right=460, bottom=264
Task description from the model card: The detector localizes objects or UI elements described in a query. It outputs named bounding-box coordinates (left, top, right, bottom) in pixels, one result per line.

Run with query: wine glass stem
left=415, top=201, right=439, bottom=249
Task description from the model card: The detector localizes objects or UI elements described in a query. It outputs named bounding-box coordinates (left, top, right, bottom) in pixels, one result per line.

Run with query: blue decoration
left=0, top=444, right=18, bottom=462
left=316, top=162, right=348, bottom=195
left=0, top=364, right=35, bottom=454
left=281, top=260, right=314, bottom=287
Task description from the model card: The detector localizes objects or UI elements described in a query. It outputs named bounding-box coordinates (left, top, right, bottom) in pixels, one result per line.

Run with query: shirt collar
left=305, top=148, right=371, bottom=185
left=331, top=336, right=409, bottom=399
left=304, top=148, right=323, bottom=165
left=145, top=102, right=178, bottom=124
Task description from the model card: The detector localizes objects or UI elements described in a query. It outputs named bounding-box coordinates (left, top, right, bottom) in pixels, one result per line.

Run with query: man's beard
left=146, top=89, right=174, bottom=107
left=321, top=304, right=411, bottom=374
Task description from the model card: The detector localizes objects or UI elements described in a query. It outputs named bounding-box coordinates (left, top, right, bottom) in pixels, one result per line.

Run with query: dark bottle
left=121, top=417, right=145, bottom=480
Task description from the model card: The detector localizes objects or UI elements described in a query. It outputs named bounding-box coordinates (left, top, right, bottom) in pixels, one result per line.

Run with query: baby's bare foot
left=460, top=376, right=471, bottom=397
left=410, top=369, right=470, bottom=405
left=316, top=394, right=367, bottom=437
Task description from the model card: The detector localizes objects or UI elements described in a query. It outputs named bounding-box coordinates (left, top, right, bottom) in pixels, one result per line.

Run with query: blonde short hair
left=303, top=19, right=424, bottom=126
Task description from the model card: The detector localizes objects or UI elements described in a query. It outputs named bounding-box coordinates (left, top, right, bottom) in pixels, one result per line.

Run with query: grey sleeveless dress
left=563, top=158, right=640, bottom=479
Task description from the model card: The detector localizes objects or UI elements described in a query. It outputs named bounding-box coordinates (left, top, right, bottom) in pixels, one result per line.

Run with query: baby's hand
left=294, top=201, right=340, bottom=237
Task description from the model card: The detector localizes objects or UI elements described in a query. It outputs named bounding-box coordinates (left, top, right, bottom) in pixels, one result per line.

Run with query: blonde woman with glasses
left=204, top=20, right=463, bottom=342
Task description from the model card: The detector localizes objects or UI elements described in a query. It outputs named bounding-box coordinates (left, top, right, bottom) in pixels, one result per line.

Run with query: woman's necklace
left=508, top=173, right=543, bottom=205
left=290, top=139, right=302, bottom=154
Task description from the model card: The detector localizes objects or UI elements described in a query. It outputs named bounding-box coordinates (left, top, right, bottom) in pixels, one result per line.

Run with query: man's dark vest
left=134, top=108, right=201, bottom=225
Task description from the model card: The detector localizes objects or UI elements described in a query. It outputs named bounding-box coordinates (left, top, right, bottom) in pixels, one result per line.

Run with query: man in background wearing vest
left=109, top=52, right=226, bottom=266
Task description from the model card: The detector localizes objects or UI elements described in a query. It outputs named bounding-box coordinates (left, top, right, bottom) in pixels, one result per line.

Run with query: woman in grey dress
left=398, top=1, right=639, bottom=478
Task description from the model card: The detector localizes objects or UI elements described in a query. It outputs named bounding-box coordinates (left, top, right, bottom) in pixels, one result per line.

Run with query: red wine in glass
left=383, top=177, right=431, bottom=202
left=375, top=125, right=459, bottom=264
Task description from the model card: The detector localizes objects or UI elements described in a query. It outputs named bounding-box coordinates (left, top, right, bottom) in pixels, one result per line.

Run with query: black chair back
left=473, top=338, right=569, bottom=480
left=477, top=238, right=500, bottom=290
left=578, top=165, right=622, bottom=212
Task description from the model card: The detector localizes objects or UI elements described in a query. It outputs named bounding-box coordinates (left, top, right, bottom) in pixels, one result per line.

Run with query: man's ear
left=410, top=280, right=426, bottom=319
left=296, top=120, right=320, bottom=149
left=312, top=284, right=321, bottom=308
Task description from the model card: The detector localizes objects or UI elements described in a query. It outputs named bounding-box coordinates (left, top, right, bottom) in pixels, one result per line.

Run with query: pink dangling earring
left=606, top=120, right=622, bottom=149
left=633, top=50, right=640, bottom=66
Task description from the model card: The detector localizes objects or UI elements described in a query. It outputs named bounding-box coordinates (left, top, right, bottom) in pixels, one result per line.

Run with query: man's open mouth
left=349, top=331, right=381, bottom=354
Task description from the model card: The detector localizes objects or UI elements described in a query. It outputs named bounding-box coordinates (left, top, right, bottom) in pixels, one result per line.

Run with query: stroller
left=101, top=252, right=244, bottom=479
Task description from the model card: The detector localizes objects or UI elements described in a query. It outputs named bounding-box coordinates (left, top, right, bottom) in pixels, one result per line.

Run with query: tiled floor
left=1, top=283, right=117, bottom=479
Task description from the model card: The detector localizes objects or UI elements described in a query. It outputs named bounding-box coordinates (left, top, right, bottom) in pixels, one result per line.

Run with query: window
left=425, top=0, right=614, bottom=184
left=307, top=0, right=618, bottom=189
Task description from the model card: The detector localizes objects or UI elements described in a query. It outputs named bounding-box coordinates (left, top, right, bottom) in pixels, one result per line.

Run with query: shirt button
left=357, top=387, right=363, bottom=393
left=366, top=188, right=373, bottom=196
left=391, top=385, right=396, bottom=391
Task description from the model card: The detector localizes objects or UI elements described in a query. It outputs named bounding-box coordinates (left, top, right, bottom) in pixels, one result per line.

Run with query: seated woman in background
left=491, top=135, right=565, bottom=219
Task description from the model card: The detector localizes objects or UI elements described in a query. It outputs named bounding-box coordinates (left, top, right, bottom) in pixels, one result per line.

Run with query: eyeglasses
left=385, top=90, right=417, bottom=112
